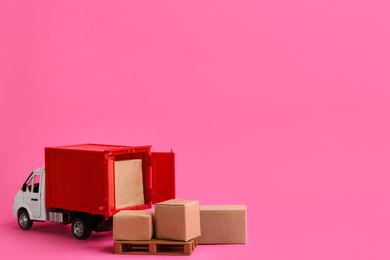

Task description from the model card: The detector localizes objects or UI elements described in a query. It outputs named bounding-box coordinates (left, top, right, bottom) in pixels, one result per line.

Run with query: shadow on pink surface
left=2, top=219, right=250, bottom=258
left=4, top=220, right=114, bottom=242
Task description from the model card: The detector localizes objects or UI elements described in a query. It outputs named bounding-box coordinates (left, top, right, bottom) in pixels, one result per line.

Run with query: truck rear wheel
left=71, top=217, right=92, bottom=240
left=18, top=209, right=33, bottom=230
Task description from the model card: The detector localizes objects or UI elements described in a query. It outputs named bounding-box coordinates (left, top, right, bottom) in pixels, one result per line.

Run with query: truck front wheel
left=18, top=209, right=33, bottom=230
left=71, top=217, right=92, bottom=240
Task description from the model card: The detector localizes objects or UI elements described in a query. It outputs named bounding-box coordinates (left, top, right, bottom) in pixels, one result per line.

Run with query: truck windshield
left=21, top=171, right=34, bottom=191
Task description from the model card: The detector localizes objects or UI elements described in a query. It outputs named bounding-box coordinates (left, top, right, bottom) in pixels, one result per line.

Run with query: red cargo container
left=45, top=144, right=175, bottom=219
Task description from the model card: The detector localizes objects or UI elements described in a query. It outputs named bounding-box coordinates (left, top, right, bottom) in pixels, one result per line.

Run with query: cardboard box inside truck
left=114, top=159, right=144, bottom=208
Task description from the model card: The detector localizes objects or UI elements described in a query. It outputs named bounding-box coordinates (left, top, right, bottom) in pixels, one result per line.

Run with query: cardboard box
left=113, top=210, right=154, bottom=241
left=198, top=205, right=247, bottom=244
left=114, top=159, right=145, bottom=208
left=155, top=199, right=201, bottom=241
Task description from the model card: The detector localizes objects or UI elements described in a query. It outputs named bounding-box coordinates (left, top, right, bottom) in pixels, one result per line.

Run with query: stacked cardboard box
left=113, top=199, right=201, bottom=256
left=113, top=199, right=201, bottom=242
left=155, top=199, right=201, bottom=241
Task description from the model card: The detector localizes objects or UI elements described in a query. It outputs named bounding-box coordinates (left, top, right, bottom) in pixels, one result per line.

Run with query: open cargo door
left=151, top=152, right=175, bottom=204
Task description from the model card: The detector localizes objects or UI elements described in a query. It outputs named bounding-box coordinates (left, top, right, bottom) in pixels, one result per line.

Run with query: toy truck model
left=12, top=144, right=175, bottom=239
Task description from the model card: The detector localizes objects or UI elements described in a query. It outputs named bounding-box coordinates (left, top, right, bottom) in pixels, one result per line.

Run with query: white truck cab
left=13, top=168, right=47, bottom=229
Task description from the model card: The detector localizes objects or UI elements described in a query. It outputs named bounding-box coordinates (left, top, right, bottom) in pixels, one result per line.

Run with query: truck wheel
left=71, top=217, right=92, bottom=240
left=18, top=209, right=33, bottom=230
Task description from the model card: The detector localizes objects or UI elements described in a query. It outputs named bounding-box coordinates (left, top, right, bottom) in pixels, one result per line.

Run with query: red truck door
left=151, top=152, right=175, bottom=204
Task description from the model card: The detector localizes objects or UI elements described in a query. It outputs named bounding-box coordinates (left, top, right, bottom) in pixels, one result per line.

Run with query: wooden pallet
left=114, top=237, right=198, bottom=256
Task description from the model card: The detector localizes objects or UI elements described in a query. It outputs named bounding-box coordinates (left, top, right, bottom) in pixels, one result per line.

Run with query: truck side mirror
left=22, top=183, right=27, bottom=192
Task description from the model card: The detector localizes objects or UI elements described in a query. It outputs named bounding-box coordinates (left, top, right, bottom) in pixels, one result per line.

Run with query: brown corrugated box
left=114, top=159, right=145, bottom=209
left=155, top=199, right=201, bottom=241
left=198, top=205, right=247, bottom=244
left=113, top=210, right=154, bottom=241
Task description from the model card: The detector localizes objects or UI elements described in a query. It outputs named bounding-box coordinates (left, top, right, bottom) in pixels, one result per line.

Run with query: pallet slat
left=114, top=238, right=198, bottom=256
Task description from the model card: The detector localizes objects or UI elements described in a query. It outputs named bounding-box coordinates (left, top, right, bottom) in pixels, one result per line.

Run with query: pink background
left=1, top=0, right=390, bottom=259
